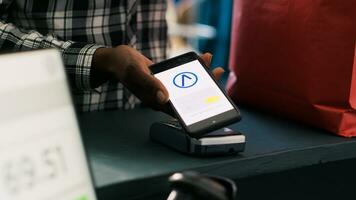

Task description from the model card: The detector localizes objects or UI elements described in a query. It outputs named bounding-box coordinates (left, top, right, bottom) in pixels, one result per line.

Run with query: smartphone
left=151, top=52, right=241, bottom=137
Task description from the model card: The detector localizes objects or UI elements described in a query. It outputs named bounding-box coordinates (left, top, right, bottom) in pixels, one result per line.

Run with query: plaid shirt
left=0, top=0, right=168, bottom=112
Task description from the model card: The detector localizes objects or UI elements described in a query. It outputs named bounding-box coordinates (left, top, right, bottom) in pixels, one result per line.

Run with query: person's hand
left=91, top=45, right=224, bottom=114
left=91, top=45, right=169, bottom=111
left=199, top=52, right=225, bottom=81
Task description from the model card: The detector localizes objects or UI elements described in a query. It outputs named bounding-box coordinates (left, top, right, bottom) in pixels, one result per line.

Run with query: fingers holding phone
left=92, top=45, right=169, bottom=110
left=199, top=53, right=225, bottom=81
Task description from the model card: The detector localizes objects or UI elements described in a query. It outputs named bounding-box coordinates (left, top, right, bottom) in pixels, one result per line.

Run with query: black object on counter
left=167, top=171, right=237, bottom=200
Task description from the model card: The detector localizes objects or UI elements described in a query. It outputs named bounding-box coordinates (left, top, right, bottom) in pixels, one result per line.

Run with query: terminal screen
left=0, top=50, right=97, bottom=200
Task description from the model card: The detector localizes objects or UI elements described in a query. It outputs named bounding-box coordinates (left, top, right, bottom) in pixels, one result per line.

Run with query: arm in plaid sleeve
left=0, top=20, right=103, bottom=91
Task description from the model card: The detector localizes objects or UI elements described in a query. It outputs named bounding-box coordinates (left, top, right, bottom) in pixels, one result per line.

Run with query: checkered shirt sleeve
left=0, top=0, right=168, bottom=111
left=0, top=12, right=103, bottom=91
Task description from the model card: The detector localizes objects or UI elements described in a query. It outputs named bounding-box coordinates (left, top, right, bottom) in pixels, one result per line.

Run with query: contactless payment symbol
left=173, top=72, right=198, bottom=88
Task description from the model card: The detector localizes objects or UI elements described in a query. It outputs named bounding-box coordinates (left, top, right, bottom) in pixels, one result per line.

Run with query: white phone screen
left=155, top=60, right=234, bottom=126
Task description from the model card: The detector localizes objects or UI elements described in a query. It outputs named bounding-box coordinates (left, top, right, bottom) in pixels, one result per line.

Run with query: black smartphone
left=150, top=52, right=241, bottom=137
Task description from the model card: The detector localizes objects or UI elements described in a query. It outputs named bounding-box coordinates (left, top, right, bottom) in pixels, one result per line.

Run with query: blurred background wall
left=167, top=0, right=233, bottom=80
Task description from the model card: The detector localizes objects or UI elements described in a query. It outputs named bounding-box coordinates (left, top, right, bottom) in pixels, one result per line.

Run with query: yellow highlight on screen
left=205, top=96, right=220, bottom=104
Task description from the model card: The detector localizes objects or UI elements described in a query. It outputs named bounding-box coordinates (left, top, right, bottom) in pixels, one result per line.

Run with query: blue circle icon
left=173, top=72, right=198, bottom=88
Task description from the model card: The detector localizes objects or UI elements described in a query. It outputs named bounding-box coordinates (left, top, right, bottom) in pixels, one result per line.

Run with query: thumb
left=154, top=77, right=169, bottom=104
left=138, top=71, right=169, bottom=105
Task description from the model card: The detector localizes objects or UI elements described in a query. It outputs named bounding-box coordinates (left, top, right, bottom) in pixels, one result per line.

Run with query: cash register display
left=0, top=50, right=97, bottom=200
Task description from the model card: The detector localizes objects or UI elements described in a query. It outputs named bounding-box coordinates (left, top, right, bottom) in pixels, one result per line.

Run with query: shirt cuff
left=61, top=42, right=105, bottom=91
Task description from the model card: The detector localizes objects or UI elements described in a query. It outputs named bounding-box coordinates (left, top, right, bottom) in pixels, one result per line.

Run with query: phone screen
left=154, top=59, right=235, bottom=126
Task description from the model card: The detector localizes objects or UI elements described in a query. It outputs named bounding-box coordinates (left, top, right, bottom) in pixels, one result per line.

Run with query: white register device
left=0, top=50, right=97, bottom=200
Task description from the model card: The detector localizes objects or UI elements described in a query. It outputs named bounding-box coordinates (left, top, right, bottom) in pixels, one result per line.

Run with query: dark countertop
left=78, top=107, right=356, bottom=199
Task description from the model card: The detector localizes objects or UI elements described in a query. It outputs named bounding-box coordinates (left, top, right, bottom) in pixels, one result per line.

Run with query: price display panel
left=0, top=50, right=97, bottom=200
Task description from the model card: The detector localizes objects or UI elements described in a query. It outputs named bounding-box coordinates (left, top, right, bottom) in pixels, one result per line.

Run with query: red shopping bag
left=227, top=0, right=356, bottom=137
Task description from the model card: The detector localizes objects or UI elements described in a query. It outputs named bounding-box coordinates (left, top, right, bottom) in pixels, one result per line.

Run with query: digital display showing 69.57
left=2, top=146, right=67, bottom=195
left=0, top=116, right=96, bottom=200
left=0, top=50, right=97, bottom=200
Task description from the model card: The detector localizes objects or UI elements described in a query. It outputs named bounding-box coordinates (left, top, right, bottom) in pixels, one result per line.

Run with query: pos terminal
left=150, top=119, right=246, bottom=156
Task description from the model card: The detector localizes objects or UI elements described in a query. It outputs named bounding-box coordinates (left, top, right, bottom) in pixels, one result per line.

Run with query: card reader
left=150, top=120, right=246, bottom=156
